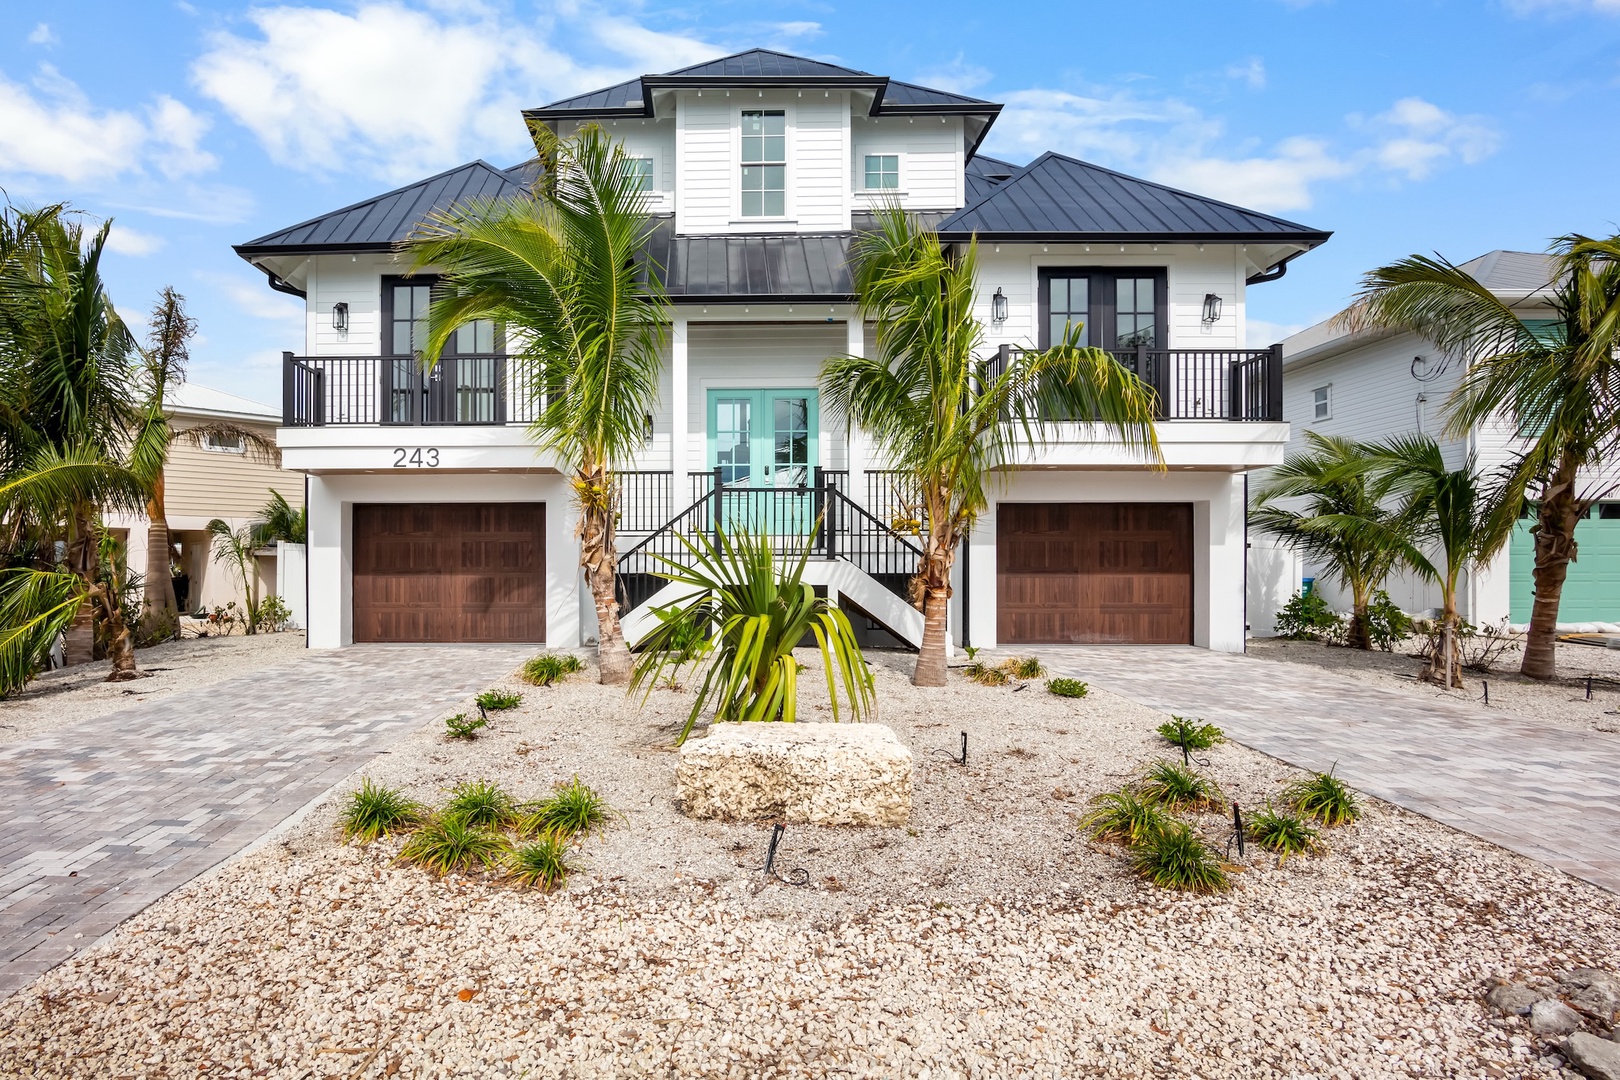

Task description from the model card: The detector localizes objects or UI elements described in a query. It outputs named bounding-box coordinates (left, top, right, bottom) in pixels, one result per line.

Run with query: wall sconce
left=1201, top=293, right=1222, bottom=325
left=642, top=412, right=654, bottom=446
left=332, top=301, right=349, bottom=332
left=991, top=287, right=1008, bottom=323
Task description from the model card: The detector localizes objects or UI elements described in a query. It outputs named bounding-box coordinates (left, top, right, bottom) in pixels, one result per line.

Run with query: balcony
left=281, top=352, right=539, bottom=427
left=985, top=344, right=1284, bottom=422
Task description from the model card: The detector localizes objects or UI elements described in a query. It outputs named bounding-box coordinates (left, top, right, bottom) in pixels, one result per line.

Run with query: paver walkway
left=1042, top=646, right=1620, bottom=896
left=0, top=644, right=531, bottom=999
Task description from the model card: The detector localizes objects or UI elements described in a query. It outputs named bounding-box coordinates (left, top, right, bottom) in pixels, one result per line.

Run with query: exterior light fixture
left=643, top=412, right=654, bottom=446
left=991, top=287, right=1008, bottom=323
left=332, top=301, right=349, bottom=332
left=1201, top=293, right=1222, bottom=325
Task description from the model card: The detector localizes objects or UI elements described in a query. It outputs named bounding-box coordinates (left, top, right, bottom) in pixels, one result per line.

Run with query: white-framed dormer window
left=1312, top=384, right=1331, bottom=421
left=863, top=154, right=899, bottom=190
left=740, top=109, right=786, bottom=217
left=202, top=431, right=245, bottom=454
left=626, top=156, right=654, bottom=192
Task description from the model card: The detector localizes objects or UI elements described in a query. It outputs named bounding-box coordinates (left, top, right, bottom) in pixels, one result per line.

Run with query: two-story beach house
left=234, top=50, right=1329, bottom=653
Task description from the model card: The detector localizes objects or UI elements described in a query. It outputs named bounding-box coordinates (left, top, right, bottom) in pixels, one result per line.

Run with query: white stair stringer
left=620, top=559, right=923, bottom=649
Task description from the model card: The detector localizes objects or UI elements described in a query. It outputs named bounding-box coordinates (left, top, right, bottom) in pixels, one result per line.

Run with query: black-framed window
left=1038, top=268, right=1168, bottom=352
left=380, top=276, right=505, bottom=424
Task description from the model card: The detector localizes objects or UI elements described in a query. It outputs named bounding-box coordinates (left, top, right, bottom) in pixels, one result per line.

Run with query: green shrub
left=1274, top=590, right=1343, bottom=642
left=397, top=817, right=510, bottom=877
left=1047, top=677, right=1089, bottom=698
left=1078, top=788, right=1170, bottom=846
left=521, top=653, right=585, bottom=687
left=1000, top=656, right=1046, bottom=679
left=475, top=690, right=524, bottom=711
left=442, top=780, right=520, bottom=829
left=1138, top=760, right=1224, bottom=812
left=1247, top=802, right=1323, bottom=863
left=1282, top=768, right=1361, bottom=826
left=1156, top=716, right=1225, bottom=751
left=506, top=835, right=579, bottom=892
left=519, top=776, right=615, bottom=841
left=1131, top=821, right=1230, bottom=893
left=444, top=712, right=489, bottom=740
left=338, top=779, right=425, bottom=845
left=1364, top=590, right=1414, bottom=652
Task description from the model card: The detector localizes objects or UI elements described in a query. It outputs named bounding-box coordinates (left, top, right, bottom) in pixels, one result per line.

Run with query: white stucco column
left=671, top=315, right=689, bottom=478
left=844, top=317, right=868, bottom=482
left=305, top=474, right=350, bottom=648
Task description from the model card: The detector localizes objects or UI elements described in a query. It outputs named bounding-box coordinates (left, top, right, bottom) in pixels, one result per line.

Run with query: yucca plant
left=1046, top=677, right=1088, bottom=698
left=506, top=835, right=579, bottom=892
left=338, top=779, right=425, bottom=845
left=522, top=653, right=585, bottom=687
left=1131, top=821, right=1231, bottom=893
left=1283, top=768, right=1362, bottom=826
left=1156, top=716, right=1225, bottom=751
left=442, top=780, right=520, bottom=830
left=1078, top=788, right=1170, bottom=847
left=1247, top=802, right=1323, bottom=864
left=518, top=776, right=616, bottom=841
left=630, top=527, right=874, bottom=745
left=476, top=689, right=523, bottom=711
left=397, top=817, right=510, bottom=877
left=1138, top=760, right=1223, bottom=812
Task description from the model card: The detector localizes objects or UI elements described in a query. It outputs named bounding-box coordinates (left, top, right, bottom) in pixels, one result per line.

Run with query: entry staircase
left=614, top=468, right=927, bottom=649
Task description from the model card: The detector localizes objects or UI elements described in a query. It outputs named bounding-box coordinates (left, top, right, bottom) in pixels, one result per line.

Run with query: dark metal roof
left=660, top=49, right=874, bottom=81
left=881, top=79, right=994, bottom=111
left=234, top=160, right=527, bottom=255
left=937, top=152, right=1332, bottom=246
left=964, top=154, right=1021, bottom=204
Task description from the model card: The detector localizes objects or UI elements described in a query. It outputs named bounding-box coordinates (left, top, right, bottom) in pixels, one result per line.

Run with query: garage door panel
left=997, top=502, right=1191, bottom=645
left=354, top=503, right=545, bottom=643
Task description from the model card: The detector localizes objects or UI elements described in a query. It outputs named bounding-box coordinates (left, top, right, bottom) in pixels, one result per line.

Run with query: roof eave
left=933, top=229, right=1333, bottom=246
left=646, top=74, right=889, bottom=90
left=235, top=242, right=397, bottom=258
left=667, top=293, right=857, bottom=305
left=522, top=105, right=651, bottom=121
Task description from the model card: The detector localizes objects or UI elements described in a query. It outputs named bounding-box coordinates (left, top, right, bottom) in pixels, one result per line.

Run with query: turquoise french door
left=707, top=389, right=819, bottom=535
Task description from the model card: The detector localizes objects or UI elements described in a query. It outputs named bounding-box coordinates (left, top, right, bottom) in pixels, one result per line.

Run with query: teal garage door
left=1510, top=505, right=1620, bottom=622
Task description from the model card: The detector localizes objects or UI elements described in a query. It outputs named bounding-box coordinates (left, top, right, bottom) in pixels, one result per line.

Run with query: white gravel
left=0, top=649, right=1615, bottom=1078
left=0, top=631, right=307, bottom=746
left=1247, top=636, right=1620, bottom=734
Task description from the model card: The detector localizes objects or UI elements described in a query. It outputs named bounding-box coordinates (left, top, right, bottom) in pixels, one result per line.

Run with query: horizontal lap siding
left=678, top=95, right=734, bottom=234
left=851, top=116, right=963, bottom=211
left=794, top=98, right=847, bottom=230
left=165, top=420, right=304, bottom=518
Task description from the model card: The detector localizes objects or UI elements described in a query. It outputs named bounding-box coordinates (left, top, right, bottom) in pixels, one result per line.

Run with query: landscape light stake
left=931, top=731, right=968, bottom=766
left=1482, top=681, right=1489, bottom=706
left=1587, top=675, right=1594, bottom=701
left=1225, top=803, right=1246, bottom=861
left=763, top=824, right=809, bottom=886
left=477, top=702, right=489, bottom=724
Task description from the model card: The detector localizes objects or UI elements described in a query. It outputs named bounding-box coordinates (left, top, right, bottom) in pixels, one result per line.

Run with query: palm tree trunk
left=94, top=585, right=142, bottom=682
left=141, top=475, right=178, bottom=641
left=1426, top=592, right=1464, bottom=689
left=578, top=467, right=630, bottom=685
left=911, top=533, right=956, bottom=687
left=63, top=506, right=98, bottom=667
left=1521, top=460, right=1582, bottom=680
left=1346, top=582, right=1372, bottom=650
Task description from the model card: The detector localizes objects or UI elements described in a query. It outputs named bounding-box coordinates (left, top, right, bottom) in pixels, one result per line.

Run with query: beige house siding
left=165, top=418, right=304, bottom=519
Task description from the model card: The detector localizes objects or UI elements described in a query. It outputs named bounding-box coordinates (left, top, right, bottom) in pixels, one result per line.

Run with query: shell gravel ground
left=0, top=651, right=1616, bottom=1078
left=1248, top=636, right=1620, bottom=734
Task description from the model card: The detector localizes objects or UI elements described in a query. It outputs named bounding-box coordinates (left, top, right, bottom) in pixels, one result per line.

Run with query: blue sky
left=3, top=0, right=1617, bottom=406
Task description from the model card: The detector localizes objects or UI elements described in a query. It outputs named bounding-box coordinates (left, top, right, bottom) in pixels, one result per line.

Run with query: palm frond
left=0, top=567, right=84, bottom=697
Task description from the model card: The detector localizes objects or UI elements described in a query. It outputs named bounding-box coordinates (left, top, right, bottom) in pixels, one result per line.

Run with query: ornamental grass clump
left=1156, top=716, right=1224, bottom=751
left=1247, top=802, right=1323, bottom=864
left=1138, top=760, right=1224, bottom=812
left=518, top=776, right=616, bottom=841
left=963, top=660, right=1009, bottom=686
left=442, top=780, right=520, bottom=830
left=475, top=689, right=523, bottom=711
left=506, top=835, right=579, bottom=892
left=522, top=653, right=586, bottom=687
left=338, top=779, right=425, bottom=845
left=1046, top=677, right=1088, bottom=698
left=397, top=817, right=511, bottom=877
left=1283, top=768, right=1362, bottom=826
left=1131, top=821, right=1231, bottom=894
left=1000, top=656, right=1046, bottom=680
left=1078, top=788, right=1170, bottom=847
left=444, top=712, right=489, bottom=740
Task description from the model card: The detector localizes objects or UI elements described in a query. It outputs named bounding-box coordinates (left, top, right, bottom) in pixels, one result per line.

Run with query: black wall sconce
left=332, top=301, right=349, bottom=332
left=991, top=287, right=1008, bottom=323
left=1201, top=293, right=1222, bottom=325
left=642, top=412, right=654, bottom=446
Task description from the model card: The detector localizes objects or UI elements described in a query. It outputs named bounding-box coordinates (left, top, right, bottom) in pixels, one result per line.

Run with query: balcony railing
left=984, top=344, right=1284, bottom=421
left=282, top=352, right=540, bottom=426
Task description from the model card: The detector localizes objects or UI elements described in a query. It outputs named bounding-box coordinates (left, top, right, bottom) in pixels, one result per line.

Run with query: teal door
left=707, top=389, right=819, bottom=535
left=1511, top=506, right=1620, bottom=623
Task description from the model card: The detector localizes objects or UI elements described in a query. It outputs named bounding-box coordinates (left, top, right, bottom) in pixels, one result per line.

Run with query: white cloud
left=913, top=54, right=993, bottom=95
left=192, top=2, right=728, bottom=181
left=1361, top=97, right=1498, bottom=179
left=1225, top=58, right=1266, bottom=90
left=1155, top=137, right=1355, bottom=213
left=27, top=23, right=56, bottom=46
left=0, top=66, right=216, bottom=186
left=217, top=274, right=304, bottom=327
left=1245, top=317, right=1308, bottom=348
left=103, top=224, right=166, bottom=256
left=1505, top=0, right=1620, bottom=13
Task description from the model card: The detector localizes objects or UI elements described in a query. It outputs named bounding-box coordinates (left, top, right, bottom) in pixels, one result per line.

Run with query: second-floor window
left=864, top=154, right=899, bottom=190
left=382, top=277, right=503, bottom=424
left=1039, top=270, right=1167, bottom=352
left=741, top=109, right=786, bottom=217
left=627, top=156, right=654, bottom=192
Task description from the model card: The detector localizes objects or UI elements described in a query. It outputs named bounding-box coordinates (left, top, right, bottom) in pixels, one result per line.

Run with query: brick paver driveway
left=1042, top=646, right=1620, bottom=895
left=0, top=644, right=530, bottom=999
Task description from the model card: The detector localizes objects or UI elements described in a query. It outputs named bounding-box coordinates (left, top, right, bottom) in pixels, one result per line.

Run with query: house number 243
left=392, top=448, right=440, bottom=468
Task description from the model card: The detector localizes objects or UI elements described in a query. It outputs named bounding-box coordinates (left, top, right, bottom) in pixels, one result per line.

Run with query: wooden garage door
left=997, top=503, right=1192, bottom=645
left=353, top=503, right=545, bottom=643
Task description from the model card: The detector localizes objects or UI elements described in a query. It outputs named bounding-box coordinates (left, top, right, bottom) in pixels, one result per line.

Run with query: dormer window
left=863, top=154, right=899, bottom=190
left=741, top=109, right=786, bottom=217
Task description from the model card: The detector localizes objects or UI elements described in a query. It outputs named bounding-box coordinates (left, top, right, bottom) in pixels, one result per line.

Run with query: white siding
left=793, top=95, right=849, bottom=230
left=578, top=117, right=677, bottom=216
left=675, top=91, right=733, bottom=234
left=851, top=116, right=965, bottom=211
left=309, top=253, right=410, bottom=356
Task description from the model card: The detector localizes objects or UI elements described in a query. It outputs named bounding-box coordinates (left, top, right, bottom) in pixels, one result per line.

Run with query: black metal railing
left=615, top=471, right=675, bottom=533
left=615, top=467, right=923, bottom=616
left=282, top=352, right=541, bottom=426
left=982, top=344, right=1283, bottom=421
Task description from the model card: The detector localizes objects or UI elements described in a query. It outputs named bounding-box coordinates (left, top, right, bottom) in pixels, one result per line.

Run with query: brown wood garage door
left=997, top=503, right=1192, bottom=645
left=353, top=503, right=545, bottom=643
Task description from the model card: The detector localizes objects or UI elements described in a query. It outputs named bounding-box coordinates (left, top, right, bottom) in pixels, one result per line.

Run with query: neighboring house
left=107, top=383, right=306, bottom=619
left=234, top=48, right=1329, bottom=653
left=1248, top=249, right=1618, bottom=633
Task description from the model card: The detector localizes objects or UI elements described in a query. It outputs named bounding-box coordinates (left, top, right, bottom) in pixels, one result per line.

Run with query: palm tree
left=408, top=125, right=668, bottom=684
left=206, top=518, right=262, bottom=635
left=131, top=286, right=197, bottom=639
left=252, top=489, right=306, bottom=546
left=1251, top=432, right=1409, bottom=650
left=1359, top=435, right=1515, bottom=686
left=822, top=208, right=1162, bottom=686
left=1345, top=236, right=1620, bottom=679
